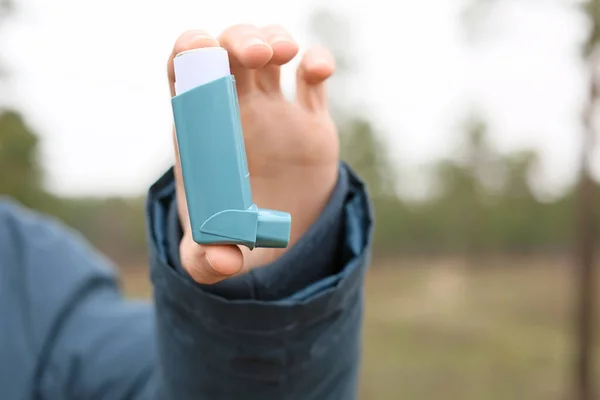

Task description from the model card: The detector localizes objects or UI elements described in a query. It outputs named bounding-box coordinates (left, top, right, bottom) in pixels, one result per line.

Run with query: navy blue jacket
left=0, top=164, right=372, bottom=400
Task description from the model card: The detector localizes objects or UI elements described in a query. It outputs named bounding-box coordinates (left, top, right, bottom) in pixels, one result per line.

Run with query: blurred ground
left=118, top=257, right=600, bottom=400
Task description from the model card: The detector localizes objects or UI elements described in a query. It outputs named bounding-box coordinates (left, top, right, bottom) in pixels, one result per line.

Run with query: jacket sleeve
left=148, top=163, right=372, bottom=400
left=35, top=163, right=372, bottom=400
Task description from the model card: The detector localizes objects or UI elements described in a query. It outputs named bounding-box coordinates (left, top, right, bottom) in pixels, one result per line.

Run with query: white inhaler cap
left=173, top=47, right=231, bottom=96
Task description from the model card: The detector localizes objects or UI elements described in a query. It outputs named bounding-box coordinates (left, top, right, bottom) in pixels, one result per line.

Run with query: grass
left=118, top=257, right=600, bottom=400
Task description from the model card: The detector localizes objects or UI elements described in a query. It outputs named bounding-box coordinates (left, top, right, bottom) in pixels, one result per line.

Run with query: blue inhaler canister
left=171, top=47, right=291, bottom=250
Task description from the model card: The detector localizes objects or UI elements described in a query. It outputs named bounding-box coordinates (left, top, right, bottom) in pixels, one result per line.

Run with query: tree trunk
left=573, top=49, right=598, bottom=400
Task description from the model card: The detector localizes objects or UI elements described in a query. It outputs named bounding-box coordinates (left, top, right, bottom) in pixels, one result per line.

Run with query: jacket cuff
left=146, top=163, right=372, bottom=331
left=166, top=165, right=350, bottom=300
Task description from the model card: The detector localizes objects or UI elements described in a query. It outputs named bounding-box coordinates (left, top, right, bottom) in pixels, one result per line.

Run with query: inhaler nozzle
left=256, top=210, right=292, bottom=248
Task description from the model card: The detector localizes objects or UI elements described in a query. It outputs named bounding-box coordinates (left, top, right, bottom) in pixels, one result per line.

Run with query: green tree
left=0, top=0, right=45, bottom=207
left=494, top=149, right=544, bottom=253
left=431, top=115, right=503, bottom=260
left=341, top=118, right=397, bottom=199
left=0, top=1, right=151, bottom=264
left=465, top=2, right=599, bottom=398
left=0, top=108, right=44, bottom=207
left=306, top=7, right=397, bottom=195
left=307, top=7, right=402, bottom=255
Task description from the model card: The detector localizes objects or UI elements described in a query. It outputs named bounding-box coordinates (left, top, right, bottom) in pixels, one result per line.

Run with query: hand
left=167, top=25, right=339, bottom=284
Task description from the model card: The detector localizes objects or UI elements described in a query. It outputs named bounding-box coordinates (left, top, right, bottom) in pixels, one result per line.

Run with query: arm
left=34, top=164, right=371, bottom=400
left=30, top=23, right=371, bottom=400
left=150, top=164, right=372, bottom=399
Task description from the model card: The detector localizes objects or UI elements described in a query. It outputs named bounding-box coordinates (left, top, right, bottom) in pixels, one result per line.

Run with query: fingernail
left=310, top=59, right=332, bottom=69
left=244, top=37, right=267, bottom=48
left=191, top=34, right=215, bottom=43
left=269, top=36, right=292, bottom=45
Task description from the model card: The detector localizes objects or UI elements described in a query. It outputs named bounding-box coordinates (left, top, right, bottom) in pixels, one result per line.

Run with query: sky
left=0, top=0, right=595, bottom=197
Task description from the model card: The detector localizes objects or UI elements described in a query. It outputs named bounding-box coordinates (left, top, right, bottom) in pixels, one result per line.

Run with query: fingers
left=295, top=46, right=335, bottom=112
left=167, top=30, right=220, bottom=96
left=218, top=24, right=273, bottom=94
left=218, top=24, right=299, bottom=95
left=256, top=25, right=299, bottom=93
left=180, top=234, right=244, bottom=284
left=168, top=26, right=303, bottom=98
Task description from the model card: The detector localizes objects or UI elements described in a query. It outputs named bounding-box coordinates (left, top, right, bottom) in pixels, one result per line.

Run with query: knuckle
left=261, top=24, right=289, bottom=36
left=179, top=240, right=205, bottom=280
left=181, top=253, right=209, bottom=283
left=220, top=24, right=257, bottom=40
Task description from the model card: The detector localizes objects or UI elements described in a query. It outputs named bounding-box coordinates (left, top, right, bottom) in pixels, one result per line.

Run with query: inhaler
left=171, top=47, right=291, bottom=249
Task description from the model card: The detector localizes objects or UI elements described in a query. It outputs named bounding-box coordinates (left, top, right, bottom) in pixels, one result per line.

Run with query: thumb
left=179, top=234, right=244, bottom=284
left=173, top=135, right=244, bottom=284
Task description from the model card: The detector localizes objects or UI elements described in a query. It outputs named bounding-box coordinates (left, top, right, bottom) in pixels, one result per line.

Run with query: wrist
left=288, top=167, right=338, bottom=244
left=247, top=164, right=338, bottom=264
left=174, top=162, right=339, bottom=269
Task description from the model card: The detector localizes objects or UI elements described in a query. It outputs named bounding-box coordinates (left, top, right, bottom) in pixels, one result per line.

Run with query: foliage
left=0, top=110, right=44, bottom=207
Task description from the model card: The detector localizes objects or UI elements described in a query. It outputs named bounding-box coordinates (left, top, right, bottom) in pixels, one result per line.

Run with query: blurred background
left=1, top=0, right=599, bottom=399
